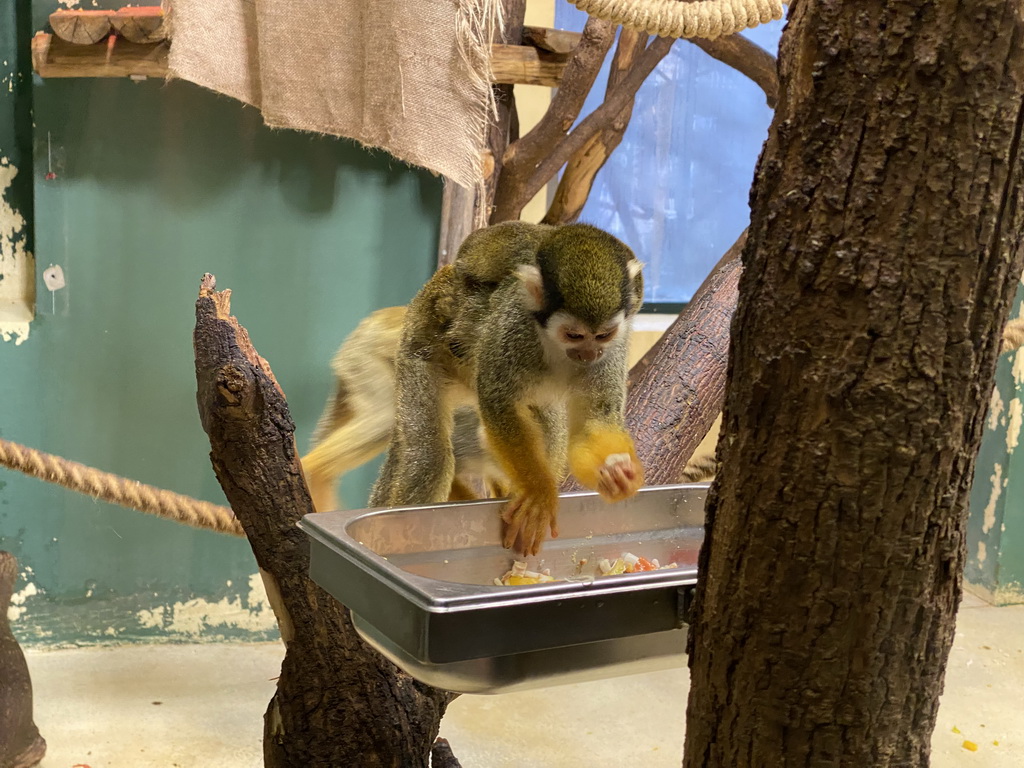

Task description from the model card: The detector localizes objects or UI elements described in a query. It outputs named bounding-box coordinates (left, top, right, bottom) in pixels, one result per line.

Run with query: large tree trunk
left=193, top=277, right=451, bottom=767
left=684, top=1, right=1024, bottom=766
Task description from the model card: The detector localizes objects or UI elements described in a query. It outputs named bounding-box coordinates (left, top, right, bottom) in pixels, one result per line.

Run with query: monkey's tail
left=301, top=410, right=392, bottom=513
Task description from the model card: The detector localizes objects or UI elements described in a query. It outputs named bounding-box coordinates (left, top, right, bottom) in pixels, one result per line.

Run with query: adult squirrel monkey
left=301, top=307, right=507, bottom=512
left=369, top=221, right=646, bottom=555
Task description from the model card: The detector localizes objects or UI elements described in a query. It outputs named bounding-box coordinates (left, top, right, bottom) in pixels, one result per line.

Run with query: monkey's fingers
left=502, top=496, right=558, bottom=555
left=501, top=498, right=522, bottom=525
left=597, top=454, right=643, bottom=501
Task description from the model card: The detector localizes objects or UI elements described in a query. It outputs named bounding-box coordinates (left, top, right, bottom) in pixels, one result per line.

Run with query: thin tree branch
left=491, top=16, right=616, bottom=222
left=687, top=33, right=778, bottom=108
left=627, top=230, right=745, bottom=483
left=497, top=35, right=676, bottom=223
left=543, top=27, right=649, bottom=225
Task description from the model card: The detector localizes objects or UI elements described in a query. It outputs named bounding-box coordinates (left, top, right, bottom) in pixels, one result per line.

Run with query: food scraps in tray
left=494, top=552, right=679, bottom=586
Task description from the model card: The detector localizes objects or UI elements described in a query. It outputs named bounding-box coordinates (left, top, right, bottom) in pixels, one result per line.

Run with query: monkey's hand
left=501, top=485, right=559, bottom=557
left=569, top=427, right=645, bottom=502
left=597, top=452, right=644, bottom=502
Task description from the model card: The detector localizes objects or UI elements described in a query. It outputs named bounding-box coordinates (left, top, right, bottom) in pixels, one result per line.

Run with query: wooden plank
left=522, top=25, right=581, bottom=55
left=32, top=33, right=169, bottom=79
left=32, top=30, right=574, bottom=87
left=490, top=43, right=570, bottom=87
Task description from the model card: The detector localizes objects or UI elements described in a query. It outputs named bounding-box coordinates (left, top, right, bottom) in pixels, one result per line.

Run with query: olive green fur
left=369, top=222, right=643, bottom=511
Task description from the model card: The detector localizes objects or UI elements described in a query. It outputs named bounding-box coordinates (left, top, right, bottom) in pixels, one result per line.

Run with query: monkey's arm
left=369, top=351, right=457, bottom=507
left=567, top=365, right=644, bottom=502
left=368, top=278, right=460, bottom=508
left=481, top=402, right=561, bottom=557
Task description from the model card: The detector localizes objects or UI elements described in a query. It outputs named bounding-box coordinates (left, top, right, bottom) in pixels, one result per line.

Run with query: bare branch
left=687, top=33, right=778, bottom=108
left=491, top=16, right=616, bottom=222
left=499, top=35, right=675, bottom=223
left=543, top=27, right=648, bottom=225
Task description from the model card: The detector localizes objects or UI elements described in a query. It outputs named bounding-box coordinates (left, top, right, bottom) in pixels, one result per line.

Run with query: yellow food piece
left=952, top=726, right=961, bottom=734
left=606, top=558, right=628, bottom=575
left=962, top=740, right=978, bottom=752
left=508, top=575, right=544, bottom=586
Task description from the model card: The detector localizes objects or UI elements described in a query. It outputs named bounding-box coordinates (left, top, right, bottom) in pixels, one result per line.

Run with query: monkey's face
left=546, top=310, right=625, bottom=365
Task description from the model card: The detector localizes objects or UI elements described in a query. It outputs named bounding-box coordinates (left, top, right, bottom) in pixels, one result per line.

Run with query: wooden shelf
left=32, top=16, right=576, bottom=87
left=32, top=33, right=169, bottom=79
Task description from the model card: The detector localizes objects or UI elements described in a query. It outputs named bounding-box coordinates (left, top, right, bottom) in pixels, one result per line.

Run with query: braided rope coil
left=0, top=437, right=244, bottom=537
left=569, top=0, right=786, bottom=40
left=1003, top=318, right=1024, bottom=354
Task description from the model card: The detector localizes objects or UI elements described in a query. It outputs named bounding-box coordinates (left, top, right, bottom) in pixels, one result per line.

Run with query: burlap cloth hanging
left=161, top=0, right=784, bottom=191
left=161, top=0, right=502, bottom=190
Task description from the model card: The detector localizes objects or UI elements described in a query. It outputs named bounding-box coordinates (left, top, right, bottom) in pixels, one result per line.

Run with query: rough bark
left=0, top=553, right=46, bottom=768
left=626, top=232, right=744, bottom=483
left=683, top=1, right=1024, bottom=766
left=193, top=276, right=452, bottom=767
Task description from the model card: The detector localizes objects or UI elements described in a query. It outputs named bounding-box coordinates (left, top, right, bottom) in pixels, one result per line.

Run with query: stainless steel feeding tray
left=299, top=483, right=708, bottom=694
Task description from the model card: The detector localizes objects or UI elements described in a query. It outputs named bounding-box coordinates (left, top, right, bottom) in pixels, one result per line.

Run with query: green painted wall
left=1, top=2, right=439, bottom=644
left=967, top=285, right=1024, bottom=604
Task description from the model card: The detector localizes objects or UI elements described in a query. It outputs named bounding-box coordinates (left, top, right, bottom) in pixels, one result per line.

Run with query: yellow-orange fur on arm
left=484, top=413, right=561, bottom=555
left=568, top=426, right=643, bottom=500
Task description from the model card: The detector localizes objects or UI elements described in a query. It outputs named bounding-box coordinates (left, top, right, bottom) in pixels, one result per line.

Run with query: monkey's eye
left=565, top=331, right=585, bottom=341
left=596, top=331, right=614, bottom=341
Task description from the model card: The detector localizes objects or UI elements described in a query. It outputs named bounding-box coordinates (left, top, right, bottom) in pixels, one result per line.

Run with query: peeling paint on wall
left=983, top=463, right=1002, bottom=534
left=134, top=572, right=276, bottom=638
left=977, top=541, right=987, bottom=564
left=6, top=580, right=39, bottom=622
left=0, top=155, right=34, bottom=344
left=993, top=581, right=1024, bottom=606
left=1007, top=399, right=1023, bottom=452
left=1013, top=347, right=1024, bottom=386
left=988, top=387, right=1005, bottom=431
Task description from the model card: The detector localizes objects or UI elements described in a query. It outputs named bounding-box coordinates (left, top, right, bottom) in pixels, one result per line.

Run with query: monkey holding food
left=369, top=221, right=645, bottom=555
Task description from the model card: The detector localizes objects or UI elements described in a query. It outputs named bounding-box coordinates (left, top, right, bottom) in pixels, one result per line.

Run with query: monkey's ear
left=627, top=259, right=644, bottom=281
left=516, top=264, right=545, bottom=312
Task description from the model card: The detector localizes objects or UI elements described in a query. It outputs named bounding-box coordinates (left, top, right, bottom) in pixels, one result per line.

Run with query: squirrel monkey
left=369, top=221, right=646, bottom=555
left=301, top=307, right=508, bottom=512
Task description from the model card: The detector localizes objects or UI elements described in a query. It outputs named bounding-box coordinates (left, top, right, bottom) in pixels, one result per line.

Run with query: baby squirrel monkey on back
left=369, top=221, right=645, bottom=555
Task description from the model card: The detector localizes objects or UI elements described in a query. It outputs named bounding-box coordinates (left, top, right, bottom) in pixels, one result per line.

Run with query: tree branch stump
left=0, top=553, right=45, bottom=768
left=627, top=232, right=745, bottom=483
left=193, top=275, right=452, bottom=767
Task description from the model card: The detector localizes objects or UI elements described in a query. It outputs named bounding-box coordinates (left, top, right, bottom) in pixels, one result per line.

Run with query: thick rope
left=0, top=437, right=244, bottom=537
left=1003, top=318, right=1024, bottom=354
left=568, top=0, right=786, bottom=40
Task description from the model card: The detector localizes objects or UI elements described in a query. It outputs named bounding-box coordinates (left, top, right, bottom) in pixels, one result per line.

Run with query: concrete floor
left=23, top=592, right=1023, bottom=767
